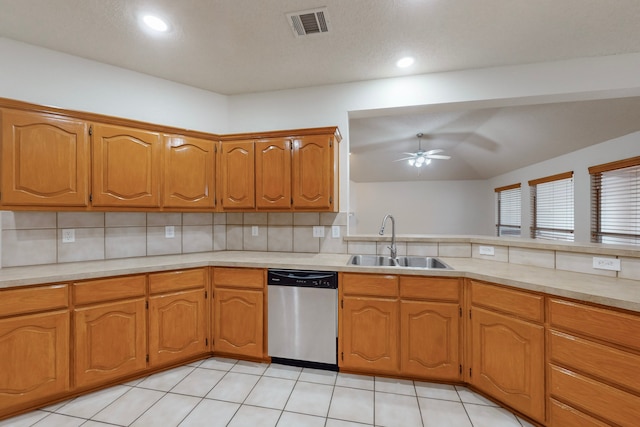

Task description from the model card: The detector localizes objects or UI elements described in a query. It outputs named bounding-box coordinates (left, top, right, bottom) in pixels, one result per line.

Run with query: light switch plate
left=62, top=229, right=75, bottom=243
left=165, top=225, right=175, bottom=238
left=251, top=226, right=259, bottom=236
left=479, top=245, right=495, bottom=256
left=313, top=226, right=325, bottom=238
left=593, top=257, right=620, bottom=271
left=332, top=225, right=340, bottom=238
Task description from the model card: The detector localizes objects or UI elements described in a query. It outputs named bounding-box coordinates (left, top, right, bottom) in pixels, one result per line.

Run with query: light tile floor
left=1, top=357, right=538, bottom=427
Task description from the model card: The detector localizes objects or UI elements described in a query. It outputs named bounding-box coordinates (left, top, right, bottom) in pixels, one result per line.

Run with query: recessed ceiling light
left=396, top=56, right=415, bottom=68
left=142, top=15, right=169, bottom=32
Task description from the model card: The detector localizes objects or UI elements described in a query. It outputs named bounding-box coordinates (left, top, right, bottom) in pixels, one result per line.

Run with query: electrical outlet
left=62, top=229, right=75, bottom=243
left=332, top=225, right=341, bottom=238
left=251, top=226, right=259, bottom=236
left=165, top=225, right=175, bottom=238
left=313, top=226, right=325, bottom=238
left=479, top=245, right=495, bottom=256
left=593, top=257, right=621, bottom=271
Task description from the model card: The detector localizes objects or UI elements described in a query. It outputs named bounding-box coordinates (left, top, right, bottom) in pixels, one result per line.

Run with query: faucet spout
left=379, top=214, right=397, bottom=259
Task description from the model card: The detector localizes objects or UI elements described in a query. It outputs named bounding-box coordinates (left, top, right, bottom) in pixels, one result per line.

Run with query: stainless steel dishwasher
left=267, top=269, right=338, bottom=371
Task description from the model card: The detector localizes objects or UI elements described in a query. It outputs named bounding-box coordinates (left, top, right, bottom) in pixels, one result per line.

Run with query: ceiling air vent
left=286, top=8, right=330, bottom=37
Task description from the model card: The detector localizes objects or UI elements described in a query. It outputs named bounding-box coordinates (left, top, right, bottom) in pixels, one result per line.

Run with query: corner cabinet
left=91, top=123, right=162, bottom=208
left=0, top=108, right=90, bottom=207
left=468, top=280, right=545, bottom=423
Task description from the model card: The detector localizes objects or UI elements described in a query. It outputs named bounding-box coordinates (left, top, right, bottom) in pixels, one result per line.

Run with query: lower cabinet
left=212, top=267, right=265, bottom=360
left=0, top=310, right=70, bottom=415
left=148, top=269, right=209, bottom=367
left=547, top=298, right=640, bottom=427
left=400, top=277, right=462, bottom=381
left=73, top=275, right=147, bottom=389
left=340, top=274, right=462, bottom=380
left=342, top=296, right=399, bottom=373
left=468, top=280, right=545, bottom=423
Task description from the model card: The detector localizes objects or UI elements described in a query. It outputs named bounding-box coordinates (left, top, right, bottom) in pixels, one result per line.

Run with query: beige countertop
left=1, top=251, right=639, bottom=313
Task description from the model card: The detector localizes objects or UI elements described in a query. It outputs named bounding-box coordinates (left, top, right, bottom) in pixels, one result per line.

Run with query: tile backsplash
left=0, top=211, right=349, bottom=268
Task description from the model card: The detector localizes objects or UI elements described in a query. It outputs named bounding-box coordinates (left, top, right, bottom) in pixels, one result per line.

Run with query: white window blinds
left=495, top=184, right=521, bottom=236
left=529, top=172, right=574, bottom=241
left=590, top=157, right=640, bottom=246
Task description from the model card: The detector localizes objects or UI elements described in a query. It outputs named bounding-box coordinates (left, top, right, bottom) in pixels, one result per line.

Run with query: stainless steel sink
left=347, top=254, right=452, bottom=269
left=395, top=256, right=451, bottom=269
left=348, top=254, right=397, bottom=266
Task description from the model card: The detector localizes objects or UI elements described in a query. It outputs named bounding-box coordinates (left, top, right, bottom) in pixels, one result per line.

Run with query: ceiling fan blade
left=401, top=152, right=418, bottom=156
left=394, top=157, right=416, bottom=162
left=424, top=149, right=443, bottom=155
left=426, top=154, right=451, bottom=160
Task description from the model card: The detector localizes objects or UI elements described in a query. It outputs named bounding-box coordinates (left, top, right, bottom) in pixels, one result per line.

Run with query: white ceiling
left=2, top=0, right=640, bottom=181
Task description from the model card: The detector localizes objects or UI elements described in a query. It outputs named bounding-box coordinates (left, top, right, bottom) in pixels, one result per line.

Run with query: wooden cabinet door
left=255, top=138, right=291, bottom=209
left=1, top=108, right=89, bottom=206
left=401, top=300, right=461, bottom=381
left=219, top=140, right=255, bottom=209
left=292, top=135, right=334, bottom=210
left=149, top=289, right=208, bottom=366
left=92, top=123, right=161, bottom=207
left=0, top=311, right=69, bottom=415
left=163, top=135, right=216, bottom=209
left=214, top=288, right=263, bottom=358
left=74, top=298, right=147, bottom=388
left=470, top=306, right=545, bottom=422
left=341, top=297, right=398, bottom=374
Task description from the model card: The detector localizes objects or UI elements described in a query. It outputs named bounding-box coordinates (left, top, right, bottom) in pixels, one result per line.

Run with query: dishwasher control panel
left=267, top=269, right=338, bottom=289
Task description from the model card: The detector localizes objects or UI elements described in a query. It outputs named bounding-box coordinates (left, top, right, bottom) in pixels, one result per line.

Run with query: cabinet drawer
left=549, top=398, right=611, bottom=427
left=470, top=280, right=543, bottom=323
left=342, top=273, right=398, bottom=297
left=549, top=298, right=640, bottom=352
left=213, top=267, right=264, bottom=289
left=549, top=330, right=640, bottom=395
left=73, top=275, right=146, bottom=305
left=549, top=365, right=640, bottom=427
left=0, top=284, right=68, bottom=317
left=149, top=268, right=206, bottom=294
left=400, top=276, right=459, bottom=301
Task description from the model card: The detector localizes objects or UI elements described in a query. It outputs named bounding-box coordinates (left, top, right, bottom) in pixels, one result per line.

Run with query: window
left=590, top=156, right=640, bottom=246
left=529, top=172, right=574, bottom=241
left=495, top=183, right=521, bottom=236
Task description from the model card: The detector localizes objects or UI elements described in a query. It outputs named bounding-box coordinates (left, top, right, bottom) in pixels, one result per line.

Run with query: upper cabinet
left=292, top=134, right=338, bottom=211
left=224, top=127, right=341, bottom=212
left=92, top=123, right=162, bottom=208
left=1, top=108, right=90, bottom=207
left=219, top=140, right=255, bottom=210
left=255, top=138, right=292, bottom=209
left=0, top=99, right=340, bottom=212
left=163, top=135, right=216, bottom=209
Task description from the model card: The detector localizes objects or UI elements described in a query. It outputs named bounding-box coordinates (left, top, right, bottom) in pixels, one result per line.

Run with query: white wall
left=4, top=38, right=640, bottom=239
left=0, top=38, right=228, bottom=133
left=350, top=180, right=493, bottom=235
left=489, top=131, right=640, bottom=243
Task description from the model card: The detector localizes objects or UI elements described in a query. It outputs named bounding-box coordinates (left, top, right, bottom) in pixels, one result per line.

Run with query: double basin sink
left=348, top=254, right=452, bottom=269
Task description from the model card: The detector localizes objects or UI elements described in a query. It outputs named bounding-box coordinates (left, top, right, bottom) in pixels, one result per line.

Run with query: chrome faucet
left=379, top=214, right=397, bottom=259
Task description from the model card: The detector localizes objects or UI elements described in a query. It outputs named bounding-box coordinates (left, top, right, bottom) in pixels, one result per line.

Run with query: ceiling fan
left=396, top=133, right=451, bottom=167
